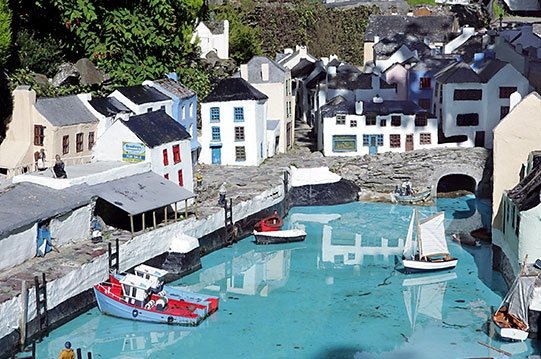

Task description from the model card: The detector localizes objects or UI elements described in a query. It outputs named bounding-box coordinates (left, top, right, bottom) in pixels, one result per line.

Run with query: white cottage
left=92, top=110, right=194, bottom=192
left=109, top=85, right=173, bottom=117
left=200, top=78, right=268, bottom=166
left=320, top=96, right=438, bottom=156
left=192, top=20, right=230, bottom=60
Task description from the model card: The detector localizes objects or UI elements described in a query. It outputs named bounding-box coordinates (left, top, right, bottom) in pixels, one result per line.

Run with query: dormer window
left=336, top=114, right=346, bottom=125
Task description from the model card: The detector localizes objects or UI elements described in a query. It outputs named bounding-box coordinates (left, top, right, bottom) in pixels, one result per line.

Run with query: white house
left=238, top=56, right=295, bottom=154
left=434, top=59, right=530, bottom=148
left=320, top=95, right=438, bottom=156
left=84, top=95, right=131, bottom=138
left=92, top=110, right=194, bottom=192
left=192, top=20, right=229, bottom=59
left=276, top=45, right=316, bottom=70
left=109, top=85, right=173, bottom=117
left=200, top=78, right=268, bottom=166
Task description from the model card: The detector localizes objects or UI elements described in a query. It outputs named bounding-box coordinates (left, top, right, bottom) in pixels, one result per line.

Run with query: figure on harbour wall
left=58, top=341, right=74, bottom=359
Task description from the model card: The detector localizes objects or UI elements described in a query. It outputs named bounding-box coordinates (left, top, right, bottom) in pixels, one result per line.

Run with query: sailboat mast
left=415, top=209, right=422, bottom=260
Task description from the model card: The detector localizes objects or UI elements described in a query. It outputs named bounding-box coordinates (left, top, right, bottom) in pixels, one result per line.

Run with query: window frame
left=76, top=132, right=84, bottom=153
left=456, top=113, right=480, bottom=126
left=391, top=115, right=401, bottom=127
left=365, top=113, right=376, bottom=126
left=415, top=113, right=428, bottom=127
left=389, top=134, right=401, bottom=148
left=88, top=132, right=95, bottom=150
left=234, top=126, right=245, bottom=141
left=34, top=125, right=45, bottom=146
left=235, top=146, right=246, bottom=162
left=172, top=144, right=181, bottom=164
left=177, top=169, right=184, bottom=187
left=499, top=86, right=517, bottom=99
left=211, top=126, right=221, bottom=141
left=453, top=89, right=482, bottom=101
left=419, top=77, right=431, bottom=89
left=62, top=135, right=69, bottom=155
left=210, top=107, right=220, bottom=122
left=234, top=107, right=244, bottom=122
left=336, top=114, right=346, bottom=125
left=163, top=149, right=169, bottom=166
left=420, top=133, right=431, bottom=145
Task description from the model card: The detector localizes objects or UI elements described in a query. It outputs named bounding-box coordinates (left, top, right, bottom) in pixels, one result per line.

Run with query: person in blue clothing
left=37, top=222, right=53, bottom=257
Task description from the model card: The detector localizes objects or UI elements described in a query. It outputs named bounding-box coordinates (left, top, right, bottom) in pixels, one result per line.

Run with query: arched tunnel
left=436, top=174, right=477, bottom=195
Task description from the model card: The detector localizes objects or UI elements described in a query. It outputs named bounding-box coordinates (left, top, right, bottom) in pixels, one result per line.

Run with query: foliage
left=0, top=0, right=11, bottom=67
left=493, top=0, right=507, bottom=20
left=405, top=0, right=436, bottom=6
left=176, top=61, right=212, bottom=100
left=13, top=30, right=65, bottom=76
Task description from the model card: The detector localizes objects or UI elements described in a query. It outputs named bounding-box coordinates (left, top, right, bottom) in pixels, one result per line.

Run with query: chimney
left=284, top=48, right=294, bottom=55
left=327, top=66, right=337, bottom=77
left=261, top=63, right=269, bottom=81
left=10, top=86, right=36, bottom=144
left=372, top=94, right=383, bottom=104
left=510, top=91, right=522, bottom=111
left=374, top=35, right=380, bottom=43
left=240, top=64, right=248, bottom=80
left=355, top=100, right=364, bottom=115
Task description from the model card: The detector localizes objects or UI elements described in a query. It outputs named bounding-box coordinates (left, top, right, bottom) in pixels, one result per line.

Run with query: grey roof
left=476, top=59, right=508, bottom=83
left=452, top=34, right=484, bottom=62
left=88, top=97, right=131, bottom=117
left=321, top=96, right=427, bottom=117
left=35, top=95, right=98, bottom=126
left=434, top=61, right=480, bottom=84
left=203, top=78, right=268, bottom=103
left=267, top=119, right=280, bottom=131
left=321, top=96, right=355, bottom=118
left=373, top=34, right=432, bottom=60
left=365, top=15, right=456, bottom=43
left=92, top=172, right=195, bottom=215
left=242, top=56, right=287, bottom=83
left=153, top=79, right=195, bottom=99
left=116, top=85, right=170, bottom=105
left=123, top=110, right=191, bottom=148
left=0, top=182, right=93, bottom=238
left=327, top=69, right=395, bottom=91
left=291, top=59, right=316, bottom=79
left=411, top=56, right=457, bottom=72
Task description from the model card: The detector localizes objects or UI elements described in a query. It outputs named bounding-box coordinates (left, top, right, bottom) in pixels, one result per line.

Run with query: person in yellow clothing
left=58, top=341, right=75, bottom=359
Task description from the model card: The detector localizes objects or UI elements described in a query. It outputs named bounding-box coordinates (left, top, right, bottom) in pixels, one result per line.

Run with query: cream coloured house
left=0, top=86, right=98, bottom=177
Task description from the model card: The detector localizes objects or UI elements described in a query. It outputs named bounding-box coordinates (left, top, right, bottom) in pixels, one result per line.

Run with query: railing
left=5, top=155, right=92, bottom=178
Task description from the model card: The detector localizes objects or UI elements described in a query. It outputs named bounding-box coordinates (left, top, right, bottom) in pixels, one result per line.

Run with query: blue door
left=211, top=147, right=221, bottom=164
left=369, top=135, right=378, bottom=155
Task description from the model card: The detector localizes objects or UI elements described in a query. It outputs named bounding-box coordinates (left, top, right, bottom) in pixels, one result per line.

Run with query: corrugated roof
left=153, top=79, right=195, bottom=99
left=364, top=15, right=456, bottom=42
left=203, top=78, right=268, bottom=103
left=116, top=85, right=170, bottom=105
left=35, top=96, right=98, bottom=126
left=93, top=172, right=196, bottom=215
left=88, top=97, right=131, bottom=117
left=122, top=110, right=191, bottom=148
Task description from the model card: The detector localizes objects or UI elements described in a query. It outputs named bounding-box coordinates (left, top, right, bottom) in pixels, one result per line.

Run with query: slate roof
left=122, top=110, right=190, bottom=148
left=452, top=34, right=484, bottom=62
left=327, top=68, right=394, bottom=91
left=508, top=165, right=541, bottom=212
left=476, top=59, right=508, bottom=83
left=88, top=97, right=131, bottom=117
left=321, top=96, right=426, bottom=117
left=291, top=58, right=316, bottom=79
left=115, top=85, right=170, bottom=105
left=241, top=56, right=287, bottom=83
left=320, top=96, right=355, bottom=118
left=153, top=79, right=195, bottom=99
left=434, top=61, right=480, bottom=84
left=203, top=78, right=268, bottom=103
left=411, top=56, right=457, bottom=72
left=364, top=15, right=456, bottom=43
left=373, top=34, right=432, bottom=60
left=35, top=96, right=98, bottom=127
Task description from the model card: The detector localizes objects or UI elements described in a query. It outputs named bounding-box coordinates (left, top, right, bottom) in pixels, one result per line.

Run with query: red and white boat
left=254, top=211, right=284, bottom=232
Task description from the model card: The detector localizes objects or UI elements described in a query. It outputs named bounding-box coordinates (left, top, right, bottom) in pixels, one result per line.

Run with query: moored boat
left=391, top=189, right=431, bottom=204
left=402, top=209, right=457, bottom=273
left=451, top=232, right=481, bottom=247
left=253, top=228, right=307, bottom=245
left=254, top=211, right=284, bottom=232
left=94, top=273, right=211, bottom=326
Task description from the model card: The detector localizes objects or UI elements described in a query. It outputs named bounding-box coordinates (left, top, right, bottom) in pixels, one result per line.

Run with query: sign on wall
left=122, top=142, right=146, bottom=162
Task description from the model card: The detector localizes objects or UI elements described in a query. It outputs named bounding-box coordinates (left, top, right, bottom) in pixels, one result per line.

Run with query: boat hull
left=493, top=320, right=529, bottom=341
left=403, top=258, right=458, bottom=273
left=94, top=286, right=203, bottom=326
left=391, top=190, right=431, bottom=204
left=254, top=229, right=307, bottom=245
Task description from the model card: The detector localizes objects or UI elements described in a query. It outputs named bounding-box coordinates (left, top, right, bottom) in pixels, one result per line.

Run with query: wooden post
left=174, top=202, right=178, bottom=222
left=164, top=207, right=168, bottom=225
left=19, top=280, right=28, bottom=351
left=184, top=200, right=188, bottom=218
left=76, top=348, right=82, bottom=359
left=152, top=211, right=157, bottom=229
left=141, top=213, right=145, bottom=232
left=129, top=215, right=134, bottom=235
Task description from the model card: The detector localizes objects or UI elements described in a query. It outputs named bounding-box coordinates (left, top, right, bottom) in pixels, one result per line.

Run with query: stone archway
left=431, top=163, right=484, bottom=197
left=437, top=174, right=477, bottom=194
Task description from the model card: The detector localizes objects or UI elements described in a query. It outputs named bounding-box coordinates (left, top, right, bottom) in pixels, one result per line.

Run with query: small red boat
left=254, top=211, right=283, bottom=232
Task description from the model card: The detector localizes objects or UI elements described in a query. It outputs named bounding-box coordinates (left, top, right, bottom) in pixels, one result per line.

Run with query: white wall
left=92, top=120, right=148, bottom=163
left=49, top=205, right=93, bottom=246
left=0, top=224, right=37, bottom=271
left=150, top=140, right=194, bottom=192
left=109, top=91, right=173, bottom=117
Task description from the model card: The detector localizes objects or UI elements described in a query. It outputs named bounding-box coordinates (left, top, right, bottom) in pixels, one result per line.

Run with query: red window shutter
left=163, top=149, right=169, bottom=166
left=164, top=173, right=169, bottom=180
left=178, top=169, right=183, bottom=187
left=173, top=145, right=181, bottom=164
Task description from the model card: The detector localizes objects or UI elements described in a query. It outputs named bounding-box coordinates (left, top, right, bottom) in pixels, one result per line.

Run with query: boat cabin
left=134, top=264, right=167, bottom=292
left=120, top=273, right=152, bottom=307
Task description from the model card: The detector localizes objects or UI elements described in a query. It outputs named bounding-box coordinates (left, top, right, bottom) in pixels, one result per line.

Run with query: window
left=336, top=114, right=346, bottom=125
left=164, top=173, right=169, bottom=180
left=420, top=133, right=431, bottom=145
left=147, top=107, right=152, bottom=113
left=350, top=120, right=357, bottom=127
left=365, top=114, right=376, bottom=126
left=456, top=113, right=479, bottom=126
left=160, top=105, right=165, bottom=111
left=500, top=106, right=510, bottom=119
left=235, top=146, right=246, bottom=161
left=190, top=103, right=194, bottom=117
left=391, top=116, right=401, bottom=127
left=178, top=169, right=184, bottom=187
left=418, top=99, right=430, bottom=110
left=88, top=132, right=95, bottom=150
left=419, top=77, right=431, bottom=89
left=211, top=126, right=221, bottom=141
left=453, top=89, right=482, bottom=101
left=172, top=144, right=181, bottom=164
left=363, top=135, right=383, bottom=146
left=163, top=149, right=169, bottom=166
left=34, top=125, right=45, bottom=146
left=415, top=113, right=428, bottom=127
left=234, top=107, right=244, bottom=122
left=333, top=135, right=357, bottom=152
left=62, top=135, right=69, bottom=155
left=210, top=107, right=220, bottom=122
left=380, top=119, right=387, bottom=127
left=76, top=133, right=83, bottom=153
left=181, top=106, right=185, bottom=119
left=234, top=127, right=245, bottom=141
left=389, top=134, right=401, bottom=148
left=499, top=87, right=517, bottom=99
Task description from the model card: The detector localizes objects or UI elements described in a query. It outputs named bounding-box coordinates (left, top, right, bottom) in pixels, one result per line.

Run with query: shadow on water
left=313, top=347, right=418, bottom=359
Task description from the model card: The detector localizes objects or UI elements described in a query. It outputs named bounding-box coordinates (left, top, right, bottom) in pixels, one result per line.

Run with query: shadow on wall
left=437, top=174, right=477, bottom=194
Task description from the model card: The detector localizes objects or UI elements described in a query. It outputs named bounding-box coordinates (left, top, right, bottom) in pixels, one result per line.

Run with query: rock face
left=289, top=179, right=360, bottom=206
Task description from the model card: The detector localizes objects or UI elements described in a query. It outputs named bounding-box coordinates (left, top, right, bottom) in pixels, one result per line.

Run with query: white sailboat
left=493, top=274, right=537, bottom=341
left=402, top=209, right=457, bottom=273
left=403, top=272, right=457, bottom=330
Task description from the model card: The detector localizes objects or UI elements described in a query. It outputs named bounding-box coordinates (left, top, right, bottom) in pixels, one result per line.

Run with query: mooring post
left=87, top=351, right=92, bottom=359
left=76, top=348, right=82, bottom=359
left=19, top=280, right=28, bottom=351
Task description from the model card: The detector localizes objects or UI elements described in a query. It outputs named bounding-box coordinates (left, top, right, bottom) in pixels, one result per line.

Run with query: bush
left=14, top=30, right=64, bottom=76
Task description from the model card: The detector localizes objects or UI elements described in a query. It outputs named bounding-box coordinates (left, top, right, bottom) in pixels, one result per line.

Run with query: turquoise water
left=36, top=196, right=538, bottom=358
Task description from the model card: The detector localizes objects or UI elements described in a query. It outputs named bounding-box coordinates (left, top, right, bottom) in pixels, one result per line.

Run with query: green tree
left=0, top=0, right=12, bottom=67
